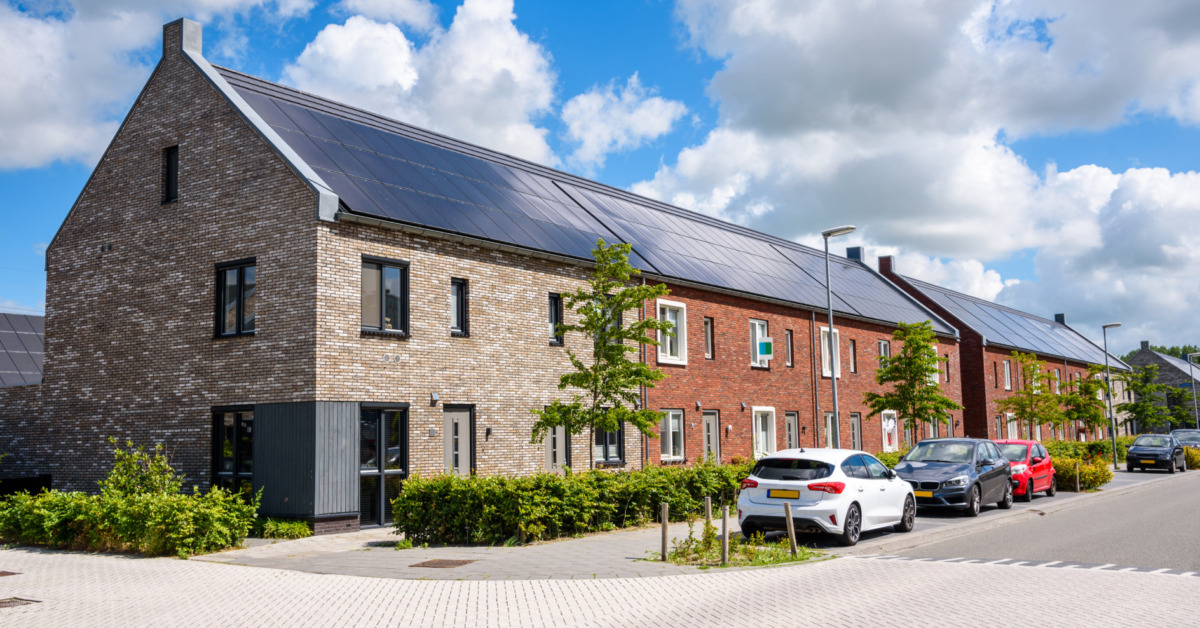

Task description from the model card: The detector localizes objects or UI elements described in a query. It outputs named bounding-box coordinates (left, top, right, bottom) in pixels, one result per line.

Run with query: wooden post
left=783, top=502, right=798, bottom=557
left=1075, top=462, right=1080, bottom=492
left=721, top=505, right=729, bottom=566
left=705, top=496, right=712, bottom=525
left=661, top=502, right=669, bottom=561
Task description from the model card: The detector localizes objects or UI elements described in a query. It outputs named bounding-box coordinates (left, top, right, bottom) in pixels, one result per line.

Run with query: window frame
left=1003, top=360, right=1013, bottom=390
left=784, top=329, right=794, bottom=367
left=849, top=339, right=858, bottom=373
left=214, top=258, right=257, bottom=338
left=660, top=409, right=685, bottom=462
left=878, top=339, right=891, bottom=364
left=594, top=423, right=625, bottom=465
left=750, top=319, right=770, bottom=368
left=820, top=326, right=841, bottom=378
left=450, top=277, right=469, bottom=337
left=850, top=412, right=863, bottom=450
left=548, top=292, right=564, bottom=346
left=163, top=145, right=179, bottom=204
left=703, top=317, right=714, bottom=359
left=752, top=406, right=776, bottom=457
left=212, top=405, right=254, bottom=492
left=361, top=255, right=410, bottom=336
left=656, top=299, right=688, bottom=365
left=881, top=410, right=899, bottom=453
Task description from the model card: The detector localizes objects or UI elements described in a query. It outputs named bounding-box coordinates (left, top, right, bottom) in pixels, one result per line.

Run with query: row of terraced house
left=0, top=20, right=1133, bottom=532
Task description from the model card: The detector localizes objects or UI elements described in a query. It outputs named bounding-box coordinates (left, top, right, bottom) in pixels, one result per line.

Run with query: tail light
left=740, top=478, right=758, bottom=490
left=807, top=481, right=846, bottom=494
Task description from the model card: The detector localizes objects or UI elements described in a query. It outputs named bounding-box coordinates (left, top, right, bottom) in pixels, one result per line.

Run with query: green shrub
left=1053, top=457, right=1113, bottom=492
left=1184, top=447, right=1200, bottom=471
left=254, top=517, right=313, bottom=540
left=1043, top=438, right=1133, bottom=465
left=873, top=448, right=910, bottom=469
left=394, top=459, right=753, bottom=545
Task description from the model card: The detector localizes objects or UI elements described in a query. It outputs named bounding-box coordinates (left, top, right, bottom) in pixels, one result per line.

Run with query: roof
left=0, top=313, right=44, bottom=387
left=209, top=64, right=954, bottom=335
left=900, top=275, right=1127, bottom=368
left=1148, top=350, right=1200, bottom=383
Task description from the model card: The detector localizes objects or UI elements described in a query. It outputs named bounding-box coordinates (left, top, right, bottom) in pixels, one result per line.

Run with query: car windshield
left=999, top=444, right=1028, bottom=462
left=1173, top=432, right=1200, bottom=445
left=752, top=458, right=833, bottom=481
left=1133, top=435, right=1171, bottom=447
left=904, top=441, right=974, bottom=463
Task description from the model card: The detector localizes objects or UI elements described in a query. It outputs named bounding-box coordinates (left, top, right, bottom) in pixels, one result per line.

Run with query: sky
left=2, top=0, right=1199, bottom=356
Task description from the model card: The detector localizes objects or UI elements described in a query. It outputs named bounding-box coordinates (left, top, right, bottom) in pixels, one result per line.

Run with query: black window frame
left=163, top=145, right=179, bottom=204
left=359, top=403, right=410, bottom=527
left=451, top=277, right=469, bottom=337
left=361, top=255, right=410, bottom=336
left=594, top=422, right=625, bottom=465
left=212, top=405, right=254, bottom=493
left=548, top=292, right=564, bottom=346
left=215, top=258, right=257, bottom=338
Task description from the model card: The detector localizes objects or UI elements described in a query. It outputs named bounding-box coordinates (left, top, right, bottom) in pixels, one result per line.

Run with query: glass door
left=360, top=407, right=408, bottom=527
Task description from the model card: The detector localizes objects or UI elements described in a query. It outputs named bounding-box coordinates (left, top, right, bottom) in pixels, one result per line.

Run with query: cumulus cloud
left=561, top=74, right=687, bottom=174
left=285, top=0, right=558, bottom=164
left=338, top=0, right=438, bottom=32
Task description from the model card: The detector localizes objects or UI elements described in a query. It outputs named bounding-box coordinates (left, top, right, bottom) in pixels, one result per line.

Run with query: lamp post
left=1188, top=352, right=1200, bottom=430
left=822, top=225, right=856, bottom=448
left=1102, top=323, right=1121, bottom=468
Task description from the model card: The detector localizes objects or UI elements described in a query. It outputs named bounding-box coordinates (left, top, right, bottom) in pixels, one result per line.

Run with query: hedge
left=1053, top=457, right=1113, bottom=492
left=394, top=460, right=753, bottom=545
left=1043, top=436, right=1136, bottom=465
left=873, top=448, right=910, bottom=469
left=1185, top=447, right=1200, bottom=471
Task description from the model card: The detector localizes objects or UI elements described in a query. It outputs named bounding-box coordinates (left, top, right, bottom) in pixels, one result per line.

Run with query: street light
left=1187, top=352, right=1200, bottom=430
left=1102, top=323, right=1121, bottom=468
left=822, top=225, right=856, bottom=448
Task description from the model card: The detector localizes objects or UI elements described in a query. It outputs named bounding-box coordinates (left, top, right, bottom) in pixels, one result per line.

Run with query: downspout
left=810, top=310, right=820, bottom=447
left=641, top=275, right=648, bottom=470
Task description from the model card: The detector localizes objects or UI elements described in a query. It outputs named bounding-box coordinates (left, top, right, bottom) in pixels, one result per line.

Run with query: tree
left=1060, top=364, right=1107, bottom=436
left=1120, top=343, right=1200, bottom=363
left=863, top=320, right=962, bottom=433
left=530, top=239, right=673, bottom=468
left=1166, top=388, right=1197, bottom=430
left=995, top=352, right=1064, bottom=438
left=1116, top=364, right=1172, bottom=433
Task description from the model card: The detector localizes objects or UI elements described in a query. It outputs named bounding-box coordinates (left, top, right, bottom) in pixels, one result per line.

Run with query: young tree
left=1116, top=364, right=1172, bottom=433
left=530, top=239, right=673, bottom=468
left=1060, top=365, right=1107, bottom=437
left=995, top=352, right=1064, bottom=439
left=863, top=320, right=963, bottom=434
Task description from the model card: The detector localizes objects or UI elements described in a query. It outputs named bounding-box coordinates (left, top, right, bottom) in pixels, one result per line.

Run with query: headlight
left=1011, top=464, right=1028, bottom=475
left=942, top=475, right=968, bottom=488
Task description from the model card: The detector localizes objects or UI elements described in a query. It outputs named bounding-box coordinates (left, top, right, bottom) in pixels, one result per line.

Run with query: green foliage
left=253, top=517, right=312, bottom=540
left=1053, top=457, right=1113, bottom=492
left=1184, top=447, right=1200, bottom=471
left=665, top=517, right=821, bottom=568
left=1117, top=364, right=1172, bottom=431
left=1166, top=388, right=1198, bottom=430
left=995, top=352, right=1065, bottom=436
left=393, top=460, right=753, bottom=545
left=531, top=239, right=674, bottom=467
left=1042, top=437, right=1135, bottom=465
left=1060, top=364, right=1109, bottom=433
left=873, top=447, right=910, bottom=469
left=0, top=440, right=258, bottom=557
left=862, top=321, right=962, bottom=431
left=1121, top=344, right=1200, bottom=362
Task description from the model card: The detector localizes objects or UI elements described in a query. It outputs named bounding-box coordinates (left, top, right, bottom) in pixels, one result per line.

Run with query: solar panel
left=0, top=314, right=44, bottom=388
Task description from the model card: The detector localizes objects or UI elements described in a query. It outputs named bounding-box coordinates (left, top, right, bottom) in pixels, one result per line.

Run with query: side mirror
left=1031, top=456, right=1044, bottom=464
left=887, top=469, right=896, bottom=479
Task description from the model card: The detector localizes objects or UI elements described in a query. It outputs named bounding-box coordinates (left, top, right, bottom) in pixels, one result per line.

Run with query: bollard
left=1075, top=462, right=1080, bottom=493
left=721, top=505, right=729, bottom=566
left=783, top=502, right=798, bottom=557
left=705, top=496, right=712, bottom=525
left=661, top=502, right=669, bottom=561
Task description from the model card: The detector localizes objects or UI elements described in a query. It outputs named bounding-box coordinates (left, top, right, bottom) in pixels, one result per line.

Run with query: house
left=1123, top=341, right=1200, bottom=429
left=879, top=256, right=1130, bottom=442
left=0, top=19, right=962, bottom=532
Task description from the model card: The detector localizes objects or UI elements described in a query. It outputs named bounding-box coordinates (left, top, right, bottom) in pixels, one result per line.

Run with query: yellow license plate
left=914, top=490, right=933, bottom=498
left=767, top=489, right=799, bottom=499
left=1141, top=460, right=1155, bottom=464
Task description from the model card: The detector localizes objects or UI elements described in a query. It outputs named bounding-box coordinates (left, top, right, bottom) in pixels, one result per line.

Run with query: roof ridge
left=902, top=274, right=1062, bottom=326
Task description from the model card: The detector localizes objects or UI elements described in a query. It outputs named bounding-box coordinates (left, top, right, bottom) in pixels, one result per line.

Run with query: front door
left=702, top=410, right=720, bottom=461
left=546, top=425, right=569, bottom=473
left=444, top=406, right=474, bottom=476
left=359, top=407, right=408, bottom=526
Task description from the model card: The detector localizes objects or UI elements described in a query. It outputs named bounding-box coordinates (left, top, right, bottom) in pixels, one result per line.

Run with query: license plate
left=1141, top=460, right=1155, bottom=464
left=914, top=490, right=933, bottom=498
left=767, top=489, right=799, bottom=499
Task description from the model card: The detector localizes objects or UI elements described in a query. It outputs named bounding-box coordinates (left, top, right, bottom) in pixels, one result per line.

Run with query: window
left=820, top=327, right=841, bottom=378
left=784, top=330, right=794, bottom=367
left=660, top=410, right=684, bottom=461
left=163, top=145, right=179, bottom=203
left=752, top=407, right=776, bottom=456
left=944, top=354, right=951, bottom=382
left=849, top=340, right=858, bottom=373
left=361, top=257, right=408, bottom=334
left=213, top=407, right=253, bottom=493
left=878, top=340, right=891, bottom=365
left=785, top=412, right=799, bottom=449
left=656, top=299, right=687, bottom=364
left=928, top=346, right=940, bottom=386
left=1054, top=368, right=1061, bottom=394
left=360, top=405, right=408, bottom=526
left=994, top=362, right=999, bottom=388
left=704, top=317, right=714, bottom=359
left=216, top=259, right=256, bottom=337
left=595, top=424, right=624, bottom=464
left=450, top=278, right=468, bottom=336
left=750, top=319, right=770, bottom=367
left=850, top=412, right=862, bottom=450
left=548, top=293, right=564, bottom=345
left=823, top=412, right=837, bottom=448
left=1006, top=413, right=1018, bottom=439
left=1003, top=360, right=1013, bottom=390
left=881, top=411, right=899, bottom=452
left=840, top=455, right=869, bottom=479
left=929, top=419, right=939, bottom=438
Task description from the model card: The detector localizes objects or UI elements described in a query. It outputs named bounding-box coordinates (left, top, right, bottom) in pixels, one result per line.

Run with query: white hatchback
left=736, top=448, right=916, bottom=546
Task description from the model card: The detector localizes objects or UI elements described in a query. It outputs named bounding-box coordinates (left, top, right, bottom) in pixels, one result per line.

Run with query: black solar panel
left=0, top=313, right=44, bottom=388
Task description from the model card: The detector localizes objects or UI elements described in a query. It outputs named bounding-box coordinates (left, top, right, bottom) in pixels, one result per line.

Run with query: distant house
left=1124, top=341, right=1200, bottom=429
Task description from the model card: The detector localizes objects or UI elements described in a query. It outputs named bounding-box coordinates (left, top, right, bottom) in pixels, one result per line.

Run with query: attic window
left=163, top=145, right=179, bottom=203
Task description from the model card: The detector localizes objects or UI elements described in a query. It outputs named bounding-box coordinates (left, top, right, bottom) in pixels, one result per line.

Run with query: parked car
left=995, top=439, right=1056, bottom=501
left=1170, top=429, right=1200, bottom=448
left=737, top=448, right=915, bottom=547
left=1126, top=434, right=1186, bottom=473
left=893, top=438, right=1013, bottom=517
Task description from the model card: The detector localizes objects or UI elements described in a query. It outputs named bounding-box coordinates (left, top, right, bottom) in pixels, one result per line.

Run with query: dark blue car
left=1126, top=434, right=1186, bottom=473
left=893, top=438, right=1013, bottom=517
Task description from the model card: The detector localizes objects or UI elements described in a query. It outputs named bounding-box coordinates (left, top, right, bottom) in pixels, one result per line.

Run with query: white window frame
left=881, top=411, right=899, bottom=453
left=849, top=339, right=858, bottom=373
left=750, top=319, right=769, bottom=367
left=928, top=343, right=940, bottom=386
left=752, top=407, right=776, bottom=457
left=656, top=299, right=687, bottom=365
left=1006, top=413, right=1018, bottom=439
left=785, top=411, right=799, bottom=449
left=1003, top=360, right=1013, bottom=391
left=660, top=409, right=685, bottom=462
left=820, top=327, right=841, bottom=378
left=929, top=419, right=939, bottom=438
left=703, top=317, right=714, bottom=359
left=850, top=412, right=862, bottom=450
left=823, top=412, right=837, bottom=448
left=1054, top=368, right=1061, bottom=394
left=785, top=330, right=794, bottom=367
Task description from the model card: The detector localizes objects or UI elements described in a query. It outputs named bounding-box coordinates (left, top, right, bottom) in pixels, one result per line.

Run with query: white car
left=736, top=448, right=916, bottom=546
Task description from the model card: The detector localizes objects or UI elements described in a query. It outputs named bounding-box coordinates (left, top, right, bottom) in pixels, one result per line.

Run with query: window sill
left=657, top=358, right=687, bottom=367
left=660, top=458, right=686, bottom=465
left=549, top=340, right=564, bottom=347
left=451, top=331, right=470, bottom=338
left=361, top=329, right=410, bottom=339
left=161, top=198, right=178, bottom=205
left=750, top=365, right=770, bottom=371
left=213, top=331, right=255, bottom=341
left=594, top=461, right=625, bottom=468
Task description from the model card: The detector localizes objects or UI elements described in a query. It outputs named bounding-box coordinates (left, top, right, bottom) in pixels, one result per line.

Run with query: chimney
left=163, top=18, right=203, bottom=59
left=878, top=255, right=895, bottom=275
left=846, top=247, right=864, bottom=261
left=1054, top=313, right=1066, bottom=324
left=1140, top=340, right=1150, bottom=351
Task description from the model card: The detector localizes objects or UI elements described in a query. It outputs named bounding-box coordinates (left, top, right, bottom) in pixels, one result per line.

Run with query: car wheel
left=837, top=504, right=862, bottom=547
left=1169, top=460, right=1177, bottom=474
left=893, top=495, right=915, bottom=533
left=1045, top=476, right=1057, bottom=497
left=998, top=481, right=1014, bottom=509
left=1020, top=479, right=1034, bottom=502
left=964, top=485, right=981, bottom=517
left=740, top=523, right=761, bottom=540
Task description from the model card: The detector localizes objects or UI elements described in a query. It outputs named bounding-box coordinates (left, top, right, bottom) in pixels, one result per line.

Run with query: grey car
left=893, top=438, right=1014, bottom=517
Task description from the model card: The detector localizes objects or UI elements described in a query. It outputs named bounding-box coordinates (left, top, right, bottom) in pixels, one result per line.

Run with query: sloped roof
left=211, top=65, right=954, bottom=335
left=0, top=313, right=44, bottom=387
left=1150, top=350, right=1200, bottom=383
left=900, top=276, right=1126, bottom=368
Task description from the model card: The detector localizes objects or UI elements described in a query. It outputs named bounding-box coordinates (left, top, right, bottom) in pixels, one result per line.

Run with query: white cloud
left=339, top=0, right=438, bottom=32
left=561, top=74, right=687, bottom=174
left=0, top=299, right=45, bottom=316
left=33, top=243, right=49, bottom=256
left=285, top=0, right=558, bottom=165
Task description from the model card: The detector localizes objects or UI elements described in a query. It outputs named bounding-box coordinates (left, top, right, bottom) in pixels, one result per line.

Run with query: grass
left=662, top=517, right=822, bottom=568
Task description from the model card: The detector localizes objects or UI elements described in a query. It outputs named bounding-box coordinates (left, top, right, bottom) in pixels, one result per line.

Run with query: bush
left=1053, top=457, right=1113, bottom=492
left=873, top=448, right=910, bottom=469
left=0, top=440, right=258, bottom=557
left=254, top=517, right=313, bottom=540
left=394, top=459, right=753, bottom=545
left=1043, top=437, right=1134, bottom=465
left=1185, top=447, right=1200, bottom=471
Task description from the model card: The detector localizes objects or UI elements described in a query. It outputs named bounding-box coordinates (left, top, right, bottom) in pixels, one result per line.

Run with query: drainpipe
left=810, top=310, right=820, bottom=447
left=641, top=276, right=647, bottom=471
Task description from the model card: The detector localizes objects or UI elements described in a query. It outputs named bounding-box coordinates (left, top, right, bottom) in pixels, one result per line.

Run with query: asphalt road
left=897, top=470, right=1200, bottom=571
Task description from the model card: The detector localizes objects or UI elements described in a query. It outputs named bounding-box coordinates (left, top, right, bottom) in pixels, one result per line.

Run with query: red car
left=995, top=440, right=1056, bottom=501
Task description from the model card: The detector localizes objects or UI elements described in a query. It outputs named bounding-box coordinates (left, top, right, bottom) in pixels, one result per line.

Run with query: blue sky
left=2, top=0, right=1199, bottom=354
